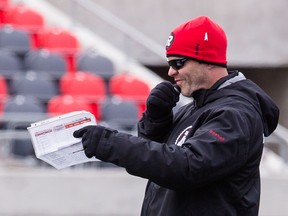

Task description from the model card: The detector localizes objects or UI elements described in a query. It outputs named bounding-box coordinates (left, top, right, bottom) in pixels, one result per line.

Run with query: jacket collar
left=192, top=71, right=244, bottom=107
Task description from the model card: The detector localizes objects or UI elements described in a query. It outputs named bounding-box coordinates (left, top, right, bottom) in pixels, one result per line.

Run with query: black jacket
left=95, top=72, right=279, bottom=216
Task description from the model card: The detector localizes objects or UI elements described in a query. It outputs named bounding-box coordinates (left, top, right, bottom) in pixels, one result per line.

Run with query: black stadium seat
left=77, top=50, right=115, bottom=81
left=100, top=97, right=139, bottom=132
left=24, top=49, right=67, bottom=78
left=0, top=25, right=31, bottom=55
left=9, top=71, right=59, bottom=102
left=0, top=50, right=24, bottom=77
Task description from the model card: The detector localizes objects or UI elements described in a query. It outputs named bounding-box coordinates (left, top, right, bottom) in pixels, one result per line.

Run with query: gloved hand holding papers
left=27, top=111, right=97, bottom=169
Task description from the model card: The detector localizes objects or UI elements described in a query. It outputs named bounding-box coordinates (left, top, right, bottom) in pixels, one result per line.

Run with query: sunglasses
left=168, top=57, right=189, bottom=70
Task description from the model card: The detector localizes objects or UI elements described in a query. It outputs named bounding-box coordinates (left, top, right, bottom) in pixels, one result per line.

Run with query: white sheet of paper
left=27, top=111, right=98, bottom=169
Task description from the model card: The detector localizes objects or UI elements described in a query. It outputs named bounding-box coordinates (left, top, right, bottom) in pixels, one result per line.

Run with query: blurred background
left=0, top=0, right=288, bottom=215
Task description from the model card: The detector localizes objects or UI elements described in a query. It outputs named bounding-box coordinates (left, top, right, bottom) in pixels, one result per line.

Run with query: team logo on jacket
left=175, top=126, right=192, bottom=146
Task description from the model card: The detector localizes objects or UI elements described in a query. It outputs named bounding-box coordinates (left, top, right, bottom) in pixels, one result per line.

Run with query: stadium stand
left=0, top=0, right=154, bottom=170
left=0, top=1, right=287, bottom=216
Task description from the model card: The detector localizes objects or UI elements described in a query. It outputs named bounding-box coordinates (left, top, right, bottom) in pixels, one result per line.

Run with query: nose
left=168, top=67, right=178, bottom=77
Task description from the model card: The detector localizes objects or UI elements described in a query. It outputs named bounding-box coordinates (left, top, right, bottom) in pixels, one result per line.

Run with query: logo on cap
left=166, top=32, right=174, bottom=50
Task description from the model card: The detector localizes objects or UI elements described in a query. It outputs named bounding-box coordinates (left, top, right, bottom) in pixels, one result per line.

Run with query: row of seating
left=0, top=1, right=151, bottom=168
left=0, top=2, right=80, bottom=70
left=0, top=2, right=116, bottom=76
left=0, top=46, right=116, bottom=79
left=0, top=71, right=150, bottom=118
left=1, top=94, right=140, bottom=129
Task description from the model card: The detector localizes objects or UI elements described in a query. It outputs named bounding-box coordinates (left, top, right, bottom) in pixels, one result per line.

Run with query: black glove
left=146, top=81, right=180, bottom=119
left=73, top=125, right=115, bottom=158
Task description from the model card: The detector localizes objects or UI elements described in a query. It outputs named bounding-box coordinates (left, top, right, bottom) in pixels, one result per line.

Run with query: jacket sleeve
left=95, top=107, right=262, bottom=190
left=137, top=112, right=173, bottom=142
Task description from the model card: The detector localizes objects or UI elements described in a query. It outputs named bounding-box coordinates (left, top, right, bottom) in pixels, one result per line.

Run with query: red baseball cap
left=166, top=16, right=227, bottom=67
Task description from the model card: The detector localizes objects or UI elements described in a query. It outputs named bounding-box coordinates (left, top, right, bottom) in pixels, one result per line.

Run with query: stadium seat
left=59, top=71, right=106, bottom=120
left=77, top=50, right=115, bottom=82
left=2, top=95, right=46, bottom=127
left=2, top=95, right=45, bottom=163
left=0, top=50, right=23, bottom=78
left=2, top=4, right=45, bottom=32
left=0, top=25, right=31, bottom=55
left=35, top=27, right=80, bottom=72
left=35, top=27, right=79, bottom=52
left=59, top=71, right=106, bottom=100
left=100, top=97, right=139, bottom=132
left=24, top=49, right=67, bottom=78
left=0, top=0, right=10, bottom=23
left=47, top=94, right=97, bottom=118
left=3, top=95, right=45, bottom=113
left=9, top=71, right=59, bottom=102
left=109, top=73, right=150, bottom=117
left=0, top=74, right=7, bottom=115
left=0, top=0, right=9, bottom=8
left=6, top=120, right=35, bottom=159
left=10, top=138, right=35, bottom=159
left=0, top=73, right=7, bottom=95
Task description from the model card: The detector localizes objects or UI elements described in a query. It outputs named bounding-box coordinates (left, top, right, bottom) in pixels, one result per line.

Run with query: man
left=73, top=16, right=279, bottom=215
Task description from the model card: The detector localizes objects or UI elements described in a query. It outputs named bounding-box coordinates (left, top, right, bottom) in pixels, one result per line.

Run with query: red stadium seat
left=0, top=0, right=10, bottom=23
left=2, top=4, right=45, bottom=32
left=35, top=27, right=79, bottom=52
left=58, top=71, right=107, bottom=120
left=109, top=73, right=150, bottom=98
left=0, top=0, right=9, bottom=8
left=59, top=71, right=106, bottom=99
left=47, top=95, right=97, bottom=119
left=0, top=73, right=7, bottom=96
left=0, top=74, right=8, bottom=115
left=35, top=27, right=80, bottom=72
left=109, top=73, right=150, bottom=116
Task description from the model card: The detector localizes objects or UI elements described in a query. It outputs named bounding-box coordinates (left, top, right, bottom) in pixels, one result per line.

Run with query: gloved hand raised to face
left=73, top=125, right=116, bottom=158
left=146, top=81, right=180, bottom=119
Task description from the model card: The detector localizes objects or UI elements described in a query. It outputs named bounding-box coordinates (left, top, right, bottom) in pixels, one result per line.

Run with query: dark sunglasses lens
left=168, top=58, right=186, bottom=70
